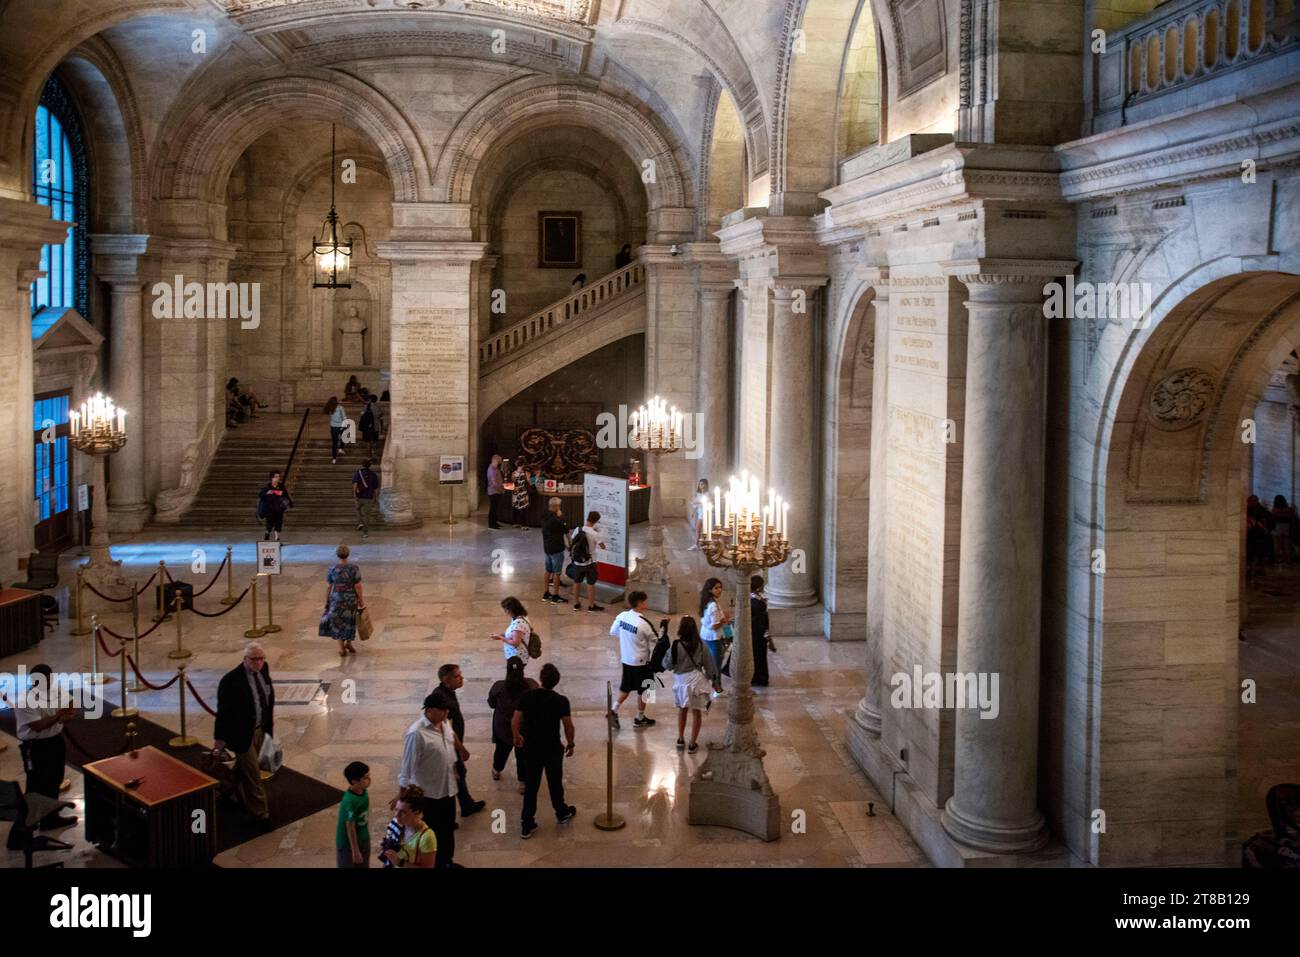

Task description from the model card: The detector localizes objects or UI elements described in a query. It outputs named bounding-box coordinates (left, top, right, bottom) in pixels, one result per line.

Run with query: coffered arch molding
left=152, top=71, right=426, bottom=206
left=438, top=77, right=692, bottom=212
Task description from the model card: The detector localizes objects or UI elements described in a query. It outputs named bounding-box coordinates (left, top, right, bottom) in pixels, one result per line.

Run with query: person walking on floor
left=568, top=510, right=607, bottom=611
left=488, top=656, right=538, bottom=795
left=512, top=662, right=576, bottom=839
left=12, top=664, right=79, bottom=833
left=213, top=642, right=275, bottom=824
left=353, top=458, right=381, bottom=540
left=336, top=761, right=371, bottom=868
left=1273, top=494, right=1296, bottom=564
left=258, top=470, right=292, bottom=542
left=750, top=574, right=775, bottom=687
left=319, top=544, right=366, bottom=657
left=700, top=577, right=733, bottom=695
left=490, top=596, right=533, bottom=667
left=607, top=590, right=659, bottom=731
left=326, top=396, right=347, bottom=465
left=541, top=496, right=569, bottom=603
left=662, top=616, right=720, bottom=752
left=437, top=663, right=487, bottom=820
left=397, top=690, right=460, bottom=868
left=486, top=453, right=506, bottom=529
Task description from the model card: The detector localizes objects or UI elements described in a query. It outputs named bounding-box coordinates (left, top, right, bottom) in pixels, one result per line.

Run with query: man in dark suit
left=213, top=642, right=275, bottom=822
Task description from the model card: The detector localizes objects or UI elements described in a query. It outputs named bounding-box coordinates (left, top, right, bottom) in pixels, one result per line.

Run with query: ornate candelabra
left=625, top=396, right=682, bottom=610
left=688, top=471, right=790, bottom=841
left=70, top=392, right=132, bottom=608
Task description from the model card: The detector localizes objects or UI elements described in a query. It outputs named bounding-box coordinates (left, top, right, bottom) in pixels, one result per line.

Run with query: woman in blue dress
left=320, top=543, right=366, bottom=656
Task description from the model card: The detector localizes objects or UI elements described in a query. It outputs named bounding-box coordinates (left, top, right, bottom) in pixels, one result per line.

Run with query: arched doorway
left=1097, top=270, right=1300, bottom=865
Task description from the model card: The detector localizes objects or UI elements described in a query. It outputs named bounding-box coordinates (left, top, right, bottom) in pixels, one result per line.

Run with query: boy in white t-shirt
left=568, top=510, right=607, bottom=612
left=607, top=591, right=660, bottom=730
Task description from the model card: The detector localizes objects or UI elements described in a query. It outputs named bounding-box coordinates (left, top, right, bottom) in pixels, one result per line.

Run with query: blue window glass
left=30, top=76, right=88, bottom=322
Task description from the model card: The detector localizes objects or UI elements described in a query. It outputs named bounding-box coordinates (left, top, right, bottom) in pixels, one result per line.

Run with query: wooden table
left=0, top=588, right=43, bottom=658
left=83, top=746, right=218, bottom=867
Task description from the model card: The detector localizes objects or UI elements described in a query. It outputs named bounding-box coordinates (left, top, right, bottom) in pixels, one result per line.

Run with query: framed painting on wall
left=538, top=211, right=582, bottom=269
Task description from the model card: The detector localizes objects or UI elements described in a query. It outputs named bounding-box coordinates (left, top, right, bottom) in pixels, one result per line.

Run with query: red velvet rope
left=80, top=570, right=160, bottom=603
left=189, top=585, right=250, bottom=617
left=99, top=613, right=167, bottom=643
left=185, top=678, right=217, bottom=716
left=124, top=654, right=182, bottom=691
left=94, top=628, right=122, bottom=658
left=190, top=552, right=230, bottom=597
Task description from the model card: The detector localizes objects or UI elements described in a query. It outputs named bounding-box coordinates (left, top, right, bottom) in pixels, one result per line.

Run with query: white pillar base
left=941, top=796, right=1049, bottom=855
left=688, top=743, right=781, bottom=842
left=378, top=488, right=421, bottom=528
left=80, top=558, right=136, bottom=613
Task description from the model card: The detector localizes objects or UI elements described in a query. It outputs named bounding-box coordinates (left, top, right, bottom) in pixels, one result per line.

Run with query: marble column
left=941, top=267, right=1060, bottom=854
left=695, top=280, right=733, bottom=489
left=852, top=269, right=889, bottom=737
left=99, top=263, right=150, bottom=532
left=766, top=281, right=825, bottom=608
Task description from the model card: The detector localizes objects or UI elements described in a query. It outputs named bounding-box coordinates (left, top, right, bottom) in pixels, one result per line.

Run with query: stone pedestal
left=939, top=266, right=1064, bottom=855
left=81, top=453, right=135, bottom=611
left=626, top=451, right=677, bottom=613
left=689, top=566, right=780, bottom=841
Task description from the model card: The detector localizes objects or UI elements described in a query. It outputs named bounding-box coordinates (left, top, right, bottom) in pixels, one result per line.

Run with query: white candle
left=69, top=410, right=79, bottom=436
left=702, top=500, right=711, bottom=537
left=761, top=506, right=770, bottom=547
left=782, top=502, right=790, bottom=539
left=713, top=485, right=721, bottom=521
left=116, top=409, right=125, bottom=434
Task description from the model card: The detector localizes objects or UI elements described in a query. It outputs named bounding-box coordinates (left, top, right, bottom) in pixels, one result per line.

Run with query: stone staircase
left=173, top=405, right=385, bottom=530
left=477, top=262, right=647, bottom=424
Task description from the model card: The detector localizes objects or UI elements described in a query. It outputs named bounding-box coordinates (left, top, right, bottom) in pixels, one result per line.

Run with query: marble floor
left=1, top=514, right=925, bottom=868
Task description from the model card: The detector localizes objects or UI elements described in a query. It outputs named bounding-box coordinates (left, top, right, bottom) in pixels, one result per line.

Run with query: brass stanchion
left=444, top=486, right=456, bottom=526
left=69, top=567, right=90, bottom=636
left=89, top=616, right=115, bottom=686
left=594, top=680, right=626, bottom=831
left=244, top=576, right=266, bottom=638
left=166, top=594, right=190, bottom=660
left=152, top=559, right=172, bottom=623
left=111, top=633, right=137, bottom=718
left=262, top=573, right=281, bottom=634
left=127, top=590, right=144, bottom=693
left=219, top=544, right=237, bottom=605
left=168, top=664, right=198, bottom=748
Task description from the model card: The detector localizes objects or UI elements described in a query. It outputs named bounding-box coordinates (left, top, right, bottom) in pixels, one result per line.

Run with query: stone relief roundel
left=1148, top=368, right=1215, bottom=431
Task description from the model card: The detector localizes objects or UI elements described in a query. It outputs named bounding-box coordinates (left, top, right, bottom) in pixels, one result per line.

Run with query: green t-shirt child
left=336, top=787, right=370, bottom=850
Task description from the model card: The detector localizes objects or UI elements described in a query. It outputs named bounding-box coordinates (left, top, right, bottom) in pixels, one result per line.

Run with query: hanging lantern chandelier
left=312, top=123, right=352, bottom=289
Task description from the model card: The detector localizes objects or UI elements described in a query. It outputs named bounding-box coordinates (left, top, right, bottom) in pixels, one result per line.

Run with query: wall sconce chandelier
left=312, top=123, right=352, bottom=289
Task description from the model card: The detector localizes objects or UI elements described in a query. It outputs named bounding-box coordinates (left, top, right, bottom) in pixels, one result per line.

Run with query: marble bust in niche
left=337, top=303, right=368, bottom=367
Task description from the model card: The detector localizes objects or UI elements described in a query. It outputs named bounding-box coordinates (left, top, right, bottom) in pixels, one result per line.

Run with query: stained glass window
left=30, top=74, right=88, bottom=321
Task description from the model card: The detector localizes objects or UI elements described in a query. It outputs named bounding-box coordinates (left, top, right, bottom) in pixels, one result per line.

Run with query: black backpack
left=255, top=490, right=267, bottom=520
left=645, top=617, right=670, bottom=675
left=570, top=528, right=592, bottom=564
left=360, top=407, right=375, bottom=432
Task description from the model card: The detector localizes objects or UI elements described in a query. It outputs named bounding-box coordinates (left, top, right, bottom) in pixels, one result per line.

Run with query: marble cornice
left=944, top=257, right=1077, bottom=289
left=374, top=240, right=489, bottom=264
left=1058, top=80, right=1300, bottom=202
left=819, top=143, right=1064, bottom=239
left=0, top=198, right=73, bottom=251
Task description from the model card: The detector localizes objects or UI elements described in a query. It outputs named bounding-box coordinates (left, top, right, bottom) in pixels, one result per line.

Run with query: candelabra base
left=80, top=559, right=135, bottom=613
left=688, top=743, right=781, bottom=842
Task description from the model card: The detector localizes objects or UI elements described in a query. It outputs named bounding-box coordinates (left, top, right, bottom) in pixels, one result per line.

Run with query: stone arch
left=436, top=76, right=692, bottom=213
left=822, top=278, right=876, bottom=639
left=1091, top=270, right=1300, bottom=865
left=0, top=0, right=187, bottom=198
left=769, top=0, right=880, bottom=213
left=484, top=156, right=634, bottom=253
left=279, top=152, right=393, bottom=230
left=152, top=71, right=426, bottom=209
left=55, top=40, right=149, bottom=234
left=699, top=81, right=747, bottom=239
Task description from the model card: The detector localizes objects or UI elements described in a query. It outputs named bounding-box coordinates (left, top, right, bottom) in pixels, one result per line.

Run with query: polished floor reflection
left=1, top=515, right=923, bottom=868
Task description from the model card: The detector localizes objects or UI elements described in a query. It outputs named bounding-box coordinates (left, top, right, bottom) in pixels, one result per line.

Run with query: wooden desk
left=0, top=588, right=43, bottom=657
left=83, top=746, right=218, bottom=867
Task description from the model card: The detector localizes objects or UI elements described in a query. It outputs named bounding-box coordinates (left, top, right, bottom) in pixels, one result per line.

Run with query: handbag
left=358, top=606, right=373, bottom=641
left=257, top=733, right=283, bottom=774
left=721, top=623, right=735, bottom=641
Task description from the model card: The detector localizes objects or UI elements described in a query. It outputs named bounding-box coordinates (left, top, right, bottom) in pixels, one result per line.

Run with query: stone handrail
left=478, top=261, right=645, bottom=366
left=152, top=417, right=218, bottom=522
left=1111, top=0, right=1298, bottom=105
